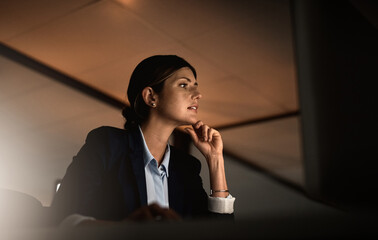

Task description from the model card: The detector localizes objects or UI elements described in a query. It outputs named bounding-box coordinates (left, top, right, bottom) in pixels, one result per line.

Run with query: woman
left=51, top=55, right=235, bottom=227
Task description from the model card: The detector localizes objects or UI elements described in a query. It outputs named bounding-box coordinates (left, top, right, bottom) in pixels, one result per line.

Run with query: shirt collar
left=138, top=125, right=170, bottom=177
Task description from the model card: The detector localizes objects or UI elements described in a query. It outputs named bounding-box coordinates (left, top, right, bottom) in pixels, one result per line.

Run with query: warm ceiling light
left=115, top=0, right=134, bottom=6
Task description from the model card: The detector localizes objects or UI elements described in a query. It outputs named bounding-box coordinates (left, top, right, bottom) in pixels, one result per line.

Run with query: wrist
left=207, top=155, right=226, bottom=176
left=210, top=189, right=229, bottom=198
left=205, top=152, right=223, bottom=161
left=208, top=165, right=228, bottom=194
left=205, top=153, right=224, bottom=168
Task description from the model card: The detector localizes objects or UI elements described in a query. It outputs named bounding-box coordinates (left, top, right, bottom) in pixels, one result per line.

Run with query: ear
left=141, top=87, right=157, bottom=107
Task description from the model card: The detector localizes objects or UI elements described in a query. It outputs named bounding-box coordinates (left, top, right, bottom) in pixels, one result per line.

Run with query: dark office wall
left=292, top=0, right=378, bottom=211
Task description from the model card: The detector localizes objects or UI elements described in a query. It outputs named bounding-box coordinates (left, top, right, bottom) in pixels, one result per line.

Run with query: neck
left=140, top=117, right=176, bottom=165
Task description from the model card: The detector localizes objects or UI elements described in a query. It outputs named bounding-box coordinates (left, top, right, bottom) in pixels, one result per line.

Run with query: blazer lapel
left=127, top=127, right=148, bottom=206
left=168, top=148, right=185, bottom=215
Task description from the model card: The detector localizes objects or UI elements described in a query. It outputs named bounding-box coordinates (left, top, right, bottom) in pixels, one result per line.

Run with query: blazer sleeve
left=170, top=148, right=234, bottom=221
left=50, top=127, right=118, bottom=224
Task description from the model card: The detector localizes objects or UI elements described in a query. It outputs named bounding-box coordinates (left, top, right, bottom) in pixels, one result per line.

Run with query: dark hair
left=122, top=55, right=196, bottom=128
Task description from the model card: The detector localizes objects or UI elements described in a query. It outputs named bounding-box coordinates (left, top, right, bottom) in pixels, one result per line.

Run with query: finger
left=153, top=208, right=181, bottom=221
left=147, top=203, right=167, bottom=221
left=128, top=206, right=154, bottom=221
left=149, top=203, right=181, bottom=220
left=147, top=204, right=181, bottom=221
left=193, top=120, right=203, bottom=131
left=185, top=127, right=199, bottom=143
left=161, top=209, right=182, bottom=221
left=148, top=203, right=168, bottom=216
left=148, top=203, right=164, bottom=211
left=201, top=125, right=210, bottom=141
left=208, top=127, right=215, bottom=142
left=161, top=209, right=181, bottom=221
left=194, top=121, right=206, bottom=140
left=140, top=208, right=154, bottom=221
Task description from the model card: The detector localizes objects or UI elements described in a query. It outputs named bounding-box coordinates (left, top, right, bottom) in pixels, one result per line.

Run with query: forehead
left=166, top=67, right=196, bottom=83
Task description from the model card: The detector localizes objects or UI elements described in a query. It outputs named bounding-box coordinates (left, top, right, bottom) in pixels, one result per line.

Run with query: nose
left=192, top=89, right=202, bottom=100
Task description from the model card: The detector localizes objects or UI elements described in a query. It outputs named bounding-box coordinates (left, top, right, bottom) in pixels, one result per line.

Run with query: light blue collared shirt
left=138, top=126, right=170, bottom=208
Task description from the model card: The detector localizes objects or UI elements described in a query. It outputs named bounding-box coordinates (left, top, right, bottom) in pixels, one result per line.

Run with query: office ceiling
left=0, top=0, right=302, bottom=205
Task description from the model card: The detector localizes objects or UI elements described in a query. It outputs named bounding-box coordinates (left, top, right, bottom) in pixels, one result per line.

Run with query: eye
left=179, top=83, right=187, bottom=88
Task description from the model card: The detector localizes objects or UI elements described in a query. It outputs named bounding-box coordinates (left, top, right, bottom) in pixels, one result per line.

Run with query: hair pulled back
left=122, top=55, right=196, bottom=129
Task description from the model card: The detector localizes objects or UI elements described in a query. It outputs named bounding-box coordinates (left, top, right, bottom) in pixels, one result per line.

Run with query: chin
left=188, top=116, right=199, bottom=124
left=178, top=118, right=197, bottom=126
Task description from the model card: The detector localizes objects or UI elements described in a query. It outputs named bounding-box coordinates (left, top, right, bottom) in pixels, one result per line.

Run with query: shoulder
left=81, top=126, right=133, bottom=153
left=86, top=126, right=129, bottom=143
left=76, top=126, right=133, bottom=170
left=88, top=126, right=128, bottom=137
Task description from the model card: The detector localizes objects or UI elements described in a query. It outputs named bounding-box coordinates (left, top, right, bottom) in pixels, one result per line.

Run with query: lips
left=187, top=105, right=198, bottom=110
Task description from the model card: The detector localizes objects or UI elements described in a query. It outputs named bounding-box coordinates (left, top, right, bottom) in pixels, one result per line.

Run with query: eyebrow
left=178, top=77, right=198, bottom=85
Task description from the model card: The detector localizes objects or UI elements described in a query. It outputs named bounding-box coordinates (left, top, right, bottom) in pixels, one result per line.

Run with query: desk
left=2, top=212, right=377, bottom=240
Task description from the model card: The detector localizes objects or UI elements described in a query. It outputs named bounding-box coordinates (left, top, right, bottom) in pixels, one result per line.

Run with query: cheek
left=169, top=98, right=186, bottom=112
left=158, top=88, right=190, bottom=112
left=164, top=93, right=185, bottom=106
left=159, top=94, right=179, bottom=111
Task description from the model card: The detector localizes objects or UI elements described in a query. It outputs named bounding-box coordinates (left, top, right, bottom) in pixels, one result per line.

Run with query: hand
left=185, top=121, right=229, bottom=196
left=185, top=120, right=223, bottom=160
left=78, top=204, right=181, bottom=226
left=126, top=203, right=182, bottom=222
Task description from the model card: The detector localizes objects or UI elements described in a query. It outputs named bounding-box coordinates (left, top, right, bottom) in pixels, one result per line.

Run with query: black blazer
left=51, top=126, right=211, bottom=224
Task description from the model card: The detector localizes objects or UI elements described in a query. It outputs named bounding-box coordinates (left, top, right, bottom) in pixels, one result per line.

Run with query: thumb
left=184, top=127, right=198, bottom=142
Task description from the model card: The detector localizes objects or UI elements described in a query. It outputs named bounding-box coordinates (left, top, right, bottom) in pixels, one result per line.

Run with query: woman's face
left=155, top=67, right=202, bottom=126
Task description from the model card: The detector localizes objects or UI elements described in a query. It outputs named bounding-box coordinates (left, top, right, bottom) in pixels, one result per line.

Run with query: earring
left=151, top=103, right=156, bottom=107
